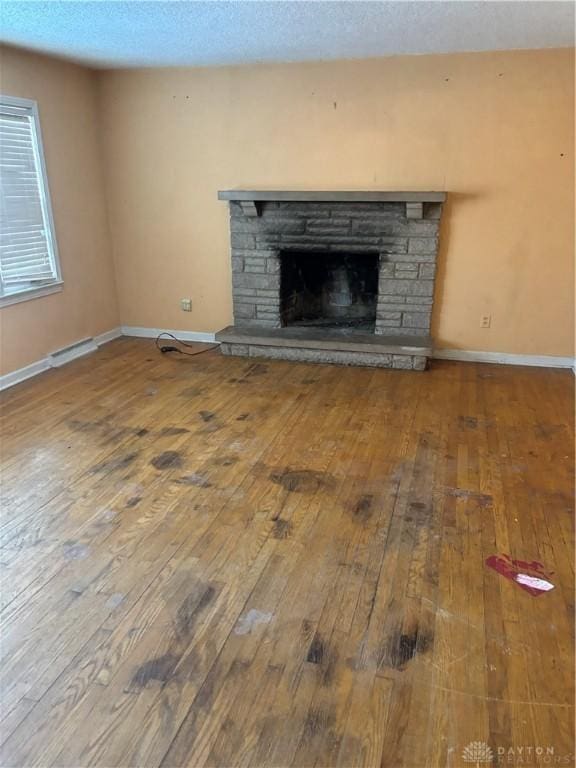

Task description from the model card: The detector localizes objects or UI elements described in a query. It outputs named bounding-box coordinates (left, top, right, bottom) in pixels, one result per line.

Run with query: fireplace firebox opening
left=280, top=251, right=379, bottom=331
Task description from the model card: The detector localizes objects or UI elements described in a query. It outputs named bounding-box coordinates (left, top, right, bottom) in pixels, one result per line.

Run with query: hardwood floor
left=0, top=338, right=573, bottom=768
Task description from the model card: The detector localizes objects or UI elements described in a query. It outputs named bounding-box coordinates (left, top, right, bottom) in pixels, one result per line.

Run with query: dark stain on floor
left=244, top=363, right=268, bottom=377
left=194, top=673, right=215, bottom=711
left=68, top=419, right=149, bottom=443
left=352, top=494, right=374, bottom=524
left=125, top=496, right=142, bottom=508
left=68, top=418, right=106, bottom=434
left=236, top=413, right=250, bottom=421
left=130, top=583, right=216, bottom=691
left=397, top=633, right=420, bottom=667
left=535, top=423, right=565, bottom=441
left=174, top=584, right=217, bottom=641
left=406, top=501, right=431, bottom=527
left=306, top=634, right=324, bottom=664
left=130, top=653, right=179, bottom=688
left=379, top=627, right=434, bottom=671
left=198, top=411, right=216, bottom=422
left=160, top=426, right=190, bottom=436
left=151, top=451, right=183, bottom=470
left=271, top=516, right=292, bottom=539
left=91, top=452, right=139, bottom=474
left=320, top=645, right=339, bottom=686
left=269, top=468, right=331, bottom=494
left=459, top=416, right=478, bottom=430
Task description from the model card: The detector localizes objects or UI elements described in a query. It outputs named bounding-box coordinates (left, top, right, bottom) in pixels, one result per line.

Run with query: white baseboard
left=95, top=327, right=123, bottom=345
left=433, top=348, right=575, bottom=370
left=120, top=331, right=572, bottom=369
left=120, top=325, right=217, bottom=343
left=2, top=329, right=572, bottom=392
left=0, top=358, right=51, bottom=391
left=48, top=337, right=98, bottom=368
left=0, top=327, right=122, bottom=392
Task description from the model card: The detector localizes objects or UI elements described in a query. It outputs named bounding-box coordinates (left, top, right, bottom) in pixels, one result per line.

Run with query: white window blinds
left=0, top=97, right=61, bottom=299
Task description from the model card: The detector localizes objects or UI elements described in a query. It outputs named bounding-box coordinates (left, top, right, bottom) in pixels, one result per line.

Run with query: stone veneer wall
left=228, top=200, right=442, bottom=335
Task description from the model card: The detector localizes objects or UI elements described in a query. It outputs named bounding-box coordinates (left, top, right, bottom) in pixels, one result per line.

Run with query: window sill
left=0, top=281, right=64, bottom=308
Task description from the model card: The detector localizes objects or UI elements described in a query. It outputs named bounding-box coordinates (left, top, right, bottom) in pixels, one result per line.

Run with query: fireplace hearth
left=216, top=190, right=446, bottom=370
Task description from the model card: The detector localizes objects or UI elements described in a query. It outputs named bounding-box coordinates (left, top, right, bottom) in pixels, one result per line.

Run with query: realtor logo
left=462, top=741, right=494, bottom=765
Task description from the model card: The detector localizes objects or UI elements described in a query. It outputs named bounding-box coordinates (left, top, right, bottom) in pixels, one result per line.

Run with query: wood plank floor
left=0, top=338, right=573, bottom=768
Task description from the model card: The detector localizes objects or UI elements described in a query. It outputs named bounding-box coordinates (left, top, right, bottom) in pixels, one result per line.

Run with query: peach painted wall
left=98, top=48, right=574, bottom=357
left=0, top=46, right=119, bottom=375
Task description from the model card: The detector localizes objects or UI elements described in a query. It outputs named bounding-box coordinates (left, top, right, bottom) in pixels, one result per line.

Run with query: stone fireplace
left=216, top=191, right=445, bottom=370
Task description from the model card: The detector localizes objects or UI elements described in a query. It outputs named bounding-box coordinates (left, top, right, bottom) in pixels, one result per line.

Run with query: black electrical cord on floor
left=155, top=332, right=219, bottom=356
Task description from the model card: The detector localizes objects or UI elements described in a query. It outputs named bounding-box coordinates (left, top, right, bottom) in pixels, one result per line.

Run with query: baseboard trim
left=0, top=358, right=51, bottom=391
left=48, top=337, right=99, bottom=368
left=95, top=327, right=123, bottom=346
left=120, top=325, right=218, bottom=343
left=432, top=348, right=575, bottom=369
left=2, top=331, right=572, bottom=391
left=120, top=331, right=572, bottom=369
left=0, top=327, right=122, bottom=392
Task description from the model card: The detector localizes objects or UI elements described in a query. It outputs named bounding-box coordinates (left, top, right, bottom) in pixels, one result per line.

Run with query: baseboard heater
left=48, top=337, right=98, bottom=368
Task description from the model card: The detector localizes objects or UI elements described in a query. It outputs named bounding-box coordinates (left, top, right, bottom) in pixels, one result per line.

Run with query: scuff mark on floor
left=444, top=487, right=493, bottom=507
left=179, top=385, right=203, bottom=398
left=106, top=592, right=125, bottom=610
left=63, top=541, right=90, bottom=560
left=174, top=473, right=212, bottom=488
left=234, top=609, right=273, bottom=635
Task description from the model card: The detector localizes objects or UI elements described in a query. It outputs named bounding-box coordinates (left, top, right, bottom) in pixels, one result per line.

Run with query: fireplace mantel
left=217, top=190, right=445, bottom=202
left=218, top=190, right=446, bottom=218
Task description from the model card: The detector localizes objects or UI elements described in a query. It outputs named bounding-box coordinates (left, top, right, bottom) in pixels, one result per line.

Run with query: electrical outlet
left=180, top=298, right=192, bottom=312
left=480, top=314, right=491, bottom=328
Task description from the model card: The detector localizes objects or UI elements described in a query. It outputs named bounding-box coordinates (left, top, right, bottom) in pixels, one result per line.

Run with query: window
left=0, top=95, right=62, bottom=306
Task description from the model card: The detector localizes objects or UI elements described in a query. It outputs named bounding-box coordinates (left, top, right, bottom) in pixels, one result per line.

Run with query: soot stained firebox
left=280, top=251, right=379, bottom=331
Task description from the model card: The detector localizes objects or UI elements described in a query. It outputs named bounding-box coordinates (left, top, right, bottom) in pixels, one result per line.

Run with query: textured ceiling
left=0, top=1, right=574, bottom=69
